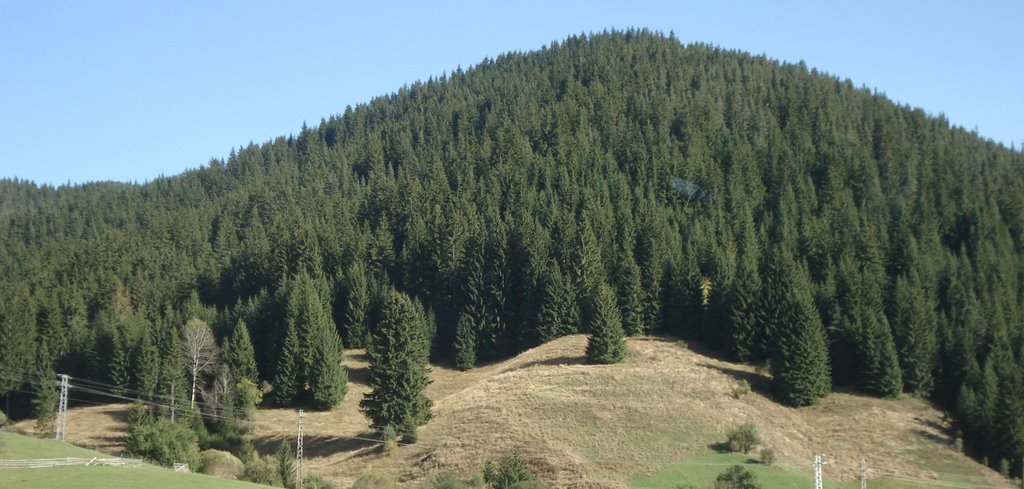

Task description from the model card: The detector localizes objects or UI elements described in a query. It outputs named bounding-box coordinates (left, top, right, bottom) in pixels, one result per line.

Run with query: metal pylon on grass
left=296, top=409, right=304, bottom=489
left=860, top=457, right=867, bottom=489
left=813, top=453, right=828, bottom=489
left=55, top=374, right=69, bottom=441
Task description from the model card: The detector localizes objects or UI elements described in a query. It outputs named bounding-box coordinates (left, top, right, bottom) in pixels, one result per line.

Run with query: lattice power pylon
left=296, top=409, right=304, bottom=489
left=860, top=457, right=867, bottom=489
left=55, top=374, right=69, bottom=441
left=813, top=453, right=828, bottom=489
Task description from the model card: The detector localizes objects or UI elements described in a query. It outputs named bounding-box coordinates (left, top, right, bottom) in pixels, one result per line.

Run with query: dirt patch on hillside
left=10, top=402, right=131, bottom=455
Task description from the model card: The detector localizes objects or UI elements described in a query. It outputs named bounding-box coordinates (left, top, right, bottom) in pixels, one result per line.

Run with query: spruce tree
left=272, top=321, right=300, bottom=406
left=462, top=235, right=503, bottom=361
left=889, top=274, right=937, bottom=395
left=279, top=272, right=348, bottom=408
left=764, top=252, right=831, bottom=406
left=725, top=248, right=762, bottom=362
left=309, top=329, right=347, bottom=409
left=586, top=283, right=627, bottom=364
left=862, top=317, right=903, bottom=398
left=110, top=326, right=132, bottom=397
left=361, top=289, right=432, bottom=442
left=955, top=383, right=980, bottom=450
left=635, top=214, right=665, bottom=334
left=453, top=313, right=477, bottom=371
left=135, top=327, right=161, bottom=401
left=343, top=260, right=370, bottom=348
left=32, top=340, right=58, bottom=437
left=615, top=252, right=645, bottom=337
left=156, top=318, right=187, bottom=420
left=571, top=221, right=603, bottom=331
left=995, top=376, right=1024, bottom=476
left=225, top=319, right=259, bottom=383
left=535, top=264, right=579, bottom=343
left=1, top=286, right=38, bottom=400
left=275, top=441, right=296, bottom=489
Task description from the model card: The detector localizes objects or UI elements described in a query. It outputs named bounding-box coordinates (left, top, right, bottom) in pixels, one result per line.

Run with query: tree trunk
left=190, top=359, right=198, bottom=409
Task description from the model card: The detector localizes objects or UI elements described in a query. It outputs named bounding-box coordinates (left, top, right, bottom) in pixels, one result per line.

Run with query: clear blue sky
left=1, top=1, right=1020, bottom=186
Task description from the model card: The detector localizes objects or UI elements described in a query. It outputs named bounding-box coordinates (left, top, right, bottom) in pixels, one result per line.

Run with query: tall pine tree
left=889, top=274, right=937, bottom=396
left=272, top=320, right=300, bottom=406
left=535, top=264, right=579, bottom=343
left=453, top=313, right=477, bottom=371
left=763, top=251, right=831, bottom=406
left=224, top=319, right=259, bottom=383
left=361, top=289, right=432, bottom=442
left=586, top=282, right=628, bottom=364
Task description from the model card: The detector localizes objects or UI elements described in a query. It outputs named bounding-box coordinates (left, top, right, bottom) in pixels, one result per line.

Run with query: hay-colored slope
left=256, top=335, right=1014, bottom=488
left=14, top=335, right=1012, bottom=488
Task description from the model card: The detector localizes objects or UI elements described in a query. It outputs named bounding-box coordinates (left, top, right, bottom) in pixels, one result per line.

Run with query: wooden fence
left=0, top=457, right=143, bottom=469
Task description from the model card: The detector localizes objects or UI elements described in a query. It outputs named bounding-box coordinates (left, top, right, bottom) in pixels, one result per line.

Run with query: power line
left=1, top=369, right=439, bottom=451
left=0, top=371, right=229, bottom=418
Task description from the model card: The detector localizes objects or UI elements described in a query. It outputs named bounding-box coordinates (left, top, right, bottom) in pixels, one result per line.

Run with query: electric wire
left=1, top=369, right=433, bottom=449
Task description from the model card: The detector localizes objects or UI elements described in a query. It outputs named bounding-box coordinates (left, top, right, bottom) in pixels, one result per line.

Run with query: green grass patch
left=627, top=451, right=1008, bottom=489
left=0, top=432, right=268, bottom=489
left=628, top=452, right=835, bottom=489
left=0, top=432, right=102, bottom=459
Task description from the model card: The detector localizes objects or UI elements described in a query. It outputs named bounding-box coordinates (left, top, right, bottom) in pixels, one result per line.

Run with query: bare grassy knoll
left=14, top=335, right=1013, bottom=488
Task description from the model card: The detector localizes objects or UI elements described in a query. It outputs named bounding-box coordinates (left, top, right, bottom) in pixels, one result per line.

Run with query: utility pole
left=296, top=409, right=304, bottom=489
left=55, top=374, right=69, bottom=441
left=813, top=453, right=828, bottom=489
left=860, top=457, right=867, bottom=489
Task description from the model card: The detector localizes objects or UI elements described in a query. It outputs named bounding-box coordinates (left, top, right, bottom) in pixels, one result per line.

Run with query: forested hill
left=1, top=30, right=1022, bottom=470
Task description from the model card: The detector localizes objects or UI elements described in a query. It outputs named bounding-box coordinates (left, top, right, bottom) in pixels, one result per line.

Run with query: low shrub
left=304, top=473, right=337, bottom=489
left=242, top=454, right=281, bottom=486
left=351, top=472, right=398, bottom=489
left=726, top=422, right=761, bottom=454
left=713, top=465, right=762, bottom=489
left=483, top=452, right=534, bottom=489
left=382, top=424, right=398, bottom=455
left=759, top=447, right=775, bottom=466
left=732, top=380, right=751, bottom=398
left=200, top=449, right=244, bottom=479
left=426, top=471, right=470, bottom=489
left=125, top=417, right=201, bottom=470
left=276, top=441, right=295, bottom=489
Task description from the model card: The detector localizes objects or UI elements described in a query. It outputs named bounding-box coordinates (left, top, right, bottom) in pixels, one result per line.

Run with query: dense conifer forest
left=1, top=30, right=1022, bottom=472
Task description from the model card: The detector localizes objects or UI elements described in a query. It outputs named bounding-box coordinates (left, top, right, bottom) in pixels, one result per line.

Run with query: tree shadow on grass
left=697, top=362, right=771, bottom=395
left=709, top=441, right=732, bottom=453
left=518, top=355, right=587, bottom=370
left=707, top=442, right=761, bottom=464
left=252, top=431, right=384, bottom=460
left=345, top=365, right=370, bottom=386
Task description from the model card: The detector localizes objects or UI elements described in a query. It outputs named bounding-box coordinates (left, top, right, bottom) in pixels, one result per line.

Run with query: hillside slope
left=15, top=336, right=1011, bottom=488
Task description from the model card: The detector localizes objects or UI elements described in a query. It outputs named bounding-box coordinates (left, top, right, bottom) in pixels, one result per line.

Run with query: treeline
left=0, top=29, right=1022, bottom=471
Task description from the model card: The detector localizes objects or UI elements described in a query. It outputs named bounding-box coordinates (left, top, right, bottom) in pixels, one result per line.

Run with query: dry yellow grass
left=12, top=335, right=1012, bottom=488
